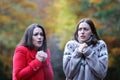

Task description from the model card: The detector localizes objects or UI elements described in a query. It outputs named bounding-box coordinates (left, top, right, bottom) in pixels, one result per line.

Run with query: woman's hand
left=36, top=51, right=48, bottom=62
left=78, top=43, right=88, bottom=52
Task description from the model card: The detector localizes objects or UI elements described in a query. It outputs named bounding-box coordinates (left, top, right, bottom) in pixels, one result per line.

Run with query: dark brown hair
left=17, top=23, right=47, bottom=51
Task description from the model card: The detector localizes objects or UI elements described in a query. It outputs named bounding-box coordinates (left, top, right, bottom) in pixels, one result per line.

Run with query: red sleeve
left=43, top=49, right=54, bottom=80
left=13, top=46, right=43, bottom=80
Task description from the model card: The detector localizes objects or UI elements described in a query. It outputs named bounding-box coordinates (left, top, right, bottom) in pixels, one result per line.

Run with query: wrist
left=83, top=47, right=92, bottom=56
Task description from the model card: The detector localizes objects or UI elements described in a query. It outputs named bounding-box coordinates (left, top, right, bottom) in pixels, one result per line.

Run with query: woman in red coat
left=13, top=23, right=54, bottom=80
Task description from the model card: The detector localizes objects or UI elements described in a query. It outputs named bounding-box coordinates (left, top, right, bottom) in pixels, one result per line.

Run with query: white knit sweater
left=63, top=40, right=108, bottom=80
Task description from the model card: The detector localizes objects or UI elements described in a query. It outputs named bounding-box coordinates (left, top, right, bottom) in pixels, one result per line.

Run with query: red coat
left=13, top=46, right=54, bottom=80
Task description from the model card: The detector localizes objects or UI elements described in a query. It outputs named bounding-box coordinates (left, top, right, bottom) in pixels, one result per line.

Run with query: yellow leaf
left=0, top=14, right=12, bottom=22
left=112, top=48, right=120, bottom=55
left=89, top=0, right=103, bottom=4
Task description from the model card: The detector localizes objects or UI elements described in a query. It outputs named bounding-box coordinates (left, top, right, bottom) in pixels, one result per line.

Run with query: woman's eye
left=33, top=33, right=38, bottom=36
left=84, top=28, right=89, bottom=31
left=33, top=33, right=43, bottom=36
left=40, top=33, right=43, bottom=36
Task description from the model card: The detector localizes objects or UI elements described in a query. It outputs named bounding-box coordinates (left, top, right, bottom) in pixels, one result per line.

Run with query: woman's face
left=77, top=22, right=93, bottom=42
left=32, top=27, right=44, bottom=49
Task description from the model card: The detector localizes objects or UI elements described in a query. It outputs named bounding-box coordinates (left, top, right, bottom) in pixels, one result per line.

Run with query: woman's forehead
left=33, top=27, right=43, bottom=33
left=78, top=22, right=90, bottom=28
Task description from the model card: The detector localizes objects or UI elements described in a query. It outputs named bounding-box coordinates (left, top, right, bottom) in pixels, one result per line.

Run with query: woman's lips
left=80, top=36, right=85, bottom=38
left=38, top=41, right=42, bottom=44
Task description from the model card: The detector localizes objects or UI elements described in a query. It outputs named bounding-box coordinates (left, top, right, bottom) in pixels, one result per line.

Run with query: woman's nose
left=38, top=34, right=42, bottom=38
left=81, top=29, right=85, bottom=33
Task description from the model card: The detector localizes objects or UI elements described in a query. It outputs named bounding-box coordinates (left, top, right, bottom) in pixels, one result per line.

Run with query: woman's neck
left=79, top=36, right=92, bottom=44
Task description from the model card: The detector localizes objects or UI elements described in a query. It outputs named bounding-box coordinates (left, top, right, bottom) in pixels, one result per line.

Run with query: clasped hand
left=36, top=51, right=48, bottom=62
left=78, top=43, right=88, bottom=52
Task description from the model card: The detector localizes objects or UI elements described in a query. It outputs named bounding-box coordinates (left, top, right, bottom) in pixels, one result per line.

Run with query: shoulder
left=65, top=40, right=79, bottom=51
left=15, top=45, right=29, bottom=53
left=96, top=40, right=108, bottom=56
left=65, top=40, right=79, bottom=46
left=98, top=40, right=106, bottom=44
left=16, top=45, right=28, bottom=50
left=16, top=45, right=27, bottom=49
left=95, top=40, right=108, bottom=50
left=98, top=40, right=107, bottom=46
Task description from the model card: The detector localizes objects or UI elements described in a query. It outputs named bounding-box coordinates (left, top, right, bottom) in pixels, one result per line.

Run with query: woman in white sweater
left=63, top=18, right=108, bottom=80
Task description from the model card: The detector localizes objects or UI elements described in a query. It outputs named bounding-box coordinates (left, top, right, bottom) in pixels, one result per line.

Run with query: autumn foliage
left=0, top=0, right=120, bottom=80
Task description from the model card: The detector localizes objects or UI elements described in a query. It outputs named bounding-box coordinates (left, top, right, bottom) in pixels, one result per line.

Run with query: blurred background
left=0, top=0, right=120, bottom=80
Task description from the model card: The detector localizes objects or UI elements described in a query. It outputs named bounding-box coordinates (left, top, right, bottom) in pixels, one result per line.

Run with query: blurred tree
left=44, top=0, right=77, bottom=49
left=89, top=0, right=120, bottom=38
left=48, top=34, right=65, bottom=80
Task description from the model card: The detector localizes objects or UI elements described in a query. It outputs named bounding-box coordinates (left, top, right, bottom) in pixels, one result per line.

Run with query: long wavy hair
left=74, top=18, right=100, bottom=46
left=17, top=23, right=47, bottom=51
